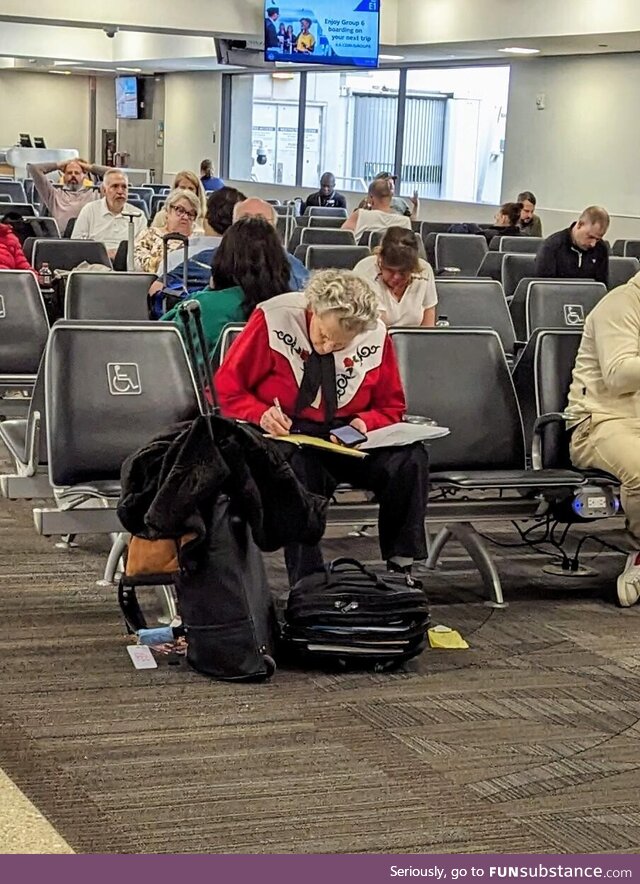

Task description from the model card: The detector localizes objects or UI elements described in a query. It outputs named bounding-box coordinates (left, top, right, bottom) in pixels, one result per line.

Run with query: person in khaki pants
left=568, top=270, right=640, bottom=605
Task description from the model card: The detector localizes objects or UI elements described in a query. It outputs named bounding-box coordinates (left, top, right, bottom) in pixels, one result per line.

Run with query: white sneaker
left=616, top=553, right=640, bottom=607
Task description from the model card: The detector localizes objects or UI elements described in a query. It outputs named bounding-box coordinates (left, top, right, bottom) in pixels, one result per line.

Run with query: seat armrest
left=24, top=410, right=41, bottom=476
left=531, top=412, right=571, bottom=470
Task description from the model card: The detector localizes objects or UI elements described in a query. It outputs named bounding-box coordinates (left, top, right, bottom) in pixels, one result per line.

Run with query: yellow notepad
left=266, top=434, right=367, bottom=458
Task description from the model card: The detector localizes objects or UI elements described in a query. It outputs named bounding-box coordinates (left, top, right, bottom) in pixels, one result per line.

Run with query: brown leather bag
left=124, top=534, right=196, bottom=582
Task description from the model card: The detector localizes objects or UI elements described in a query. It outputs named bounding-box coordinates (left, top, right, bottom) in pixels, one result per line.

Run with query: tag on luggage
left=127, top=644, right=158, bottom=669
left=428, top=625, right=469, bottom=650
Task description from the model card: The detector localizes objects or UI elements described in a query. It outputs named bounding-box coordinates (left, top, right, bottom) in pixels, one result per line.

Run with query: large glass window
left=223, top=65, right=510, bottom=204
left=228, top=73, right=301, bottom=185
left=402, top=66, right=510, bottom=204
left=302, top=69, right=399, bottom=193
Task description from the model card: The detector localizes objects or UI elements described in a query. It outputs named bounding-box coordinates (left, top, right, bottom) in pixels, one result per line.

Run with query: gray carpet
left=1, top=452, right=640, bottom=853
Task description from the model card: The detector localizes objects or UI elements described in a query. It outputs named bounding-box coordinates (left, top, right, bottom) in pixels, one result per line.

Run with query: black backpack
left=282, top=558, right=430, bottom=670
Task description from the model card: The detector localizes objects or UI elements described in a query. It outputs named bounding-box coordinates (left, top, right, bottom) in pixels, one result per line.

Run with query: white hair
left=103, top=168, right=129, bottom=186
left=305, top=269, right=379, bottom=333
left=165, top=187, right=201, bottom=214
left=232, top=199, right=278, bottom=226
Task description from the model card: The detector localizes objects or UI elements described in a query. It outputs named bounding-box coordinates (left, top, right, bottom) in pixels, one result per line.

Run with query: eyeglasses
left=171, top=204, right=197, bottom=221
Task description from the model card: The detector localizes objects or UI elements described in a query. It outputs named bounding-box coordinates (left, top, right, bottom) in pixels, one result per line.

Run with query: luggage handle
left=162, top=232, right=189, bottom=296
left=327, top=557, right=407, bottom=591
left=177, top=300, right=219, bottom=428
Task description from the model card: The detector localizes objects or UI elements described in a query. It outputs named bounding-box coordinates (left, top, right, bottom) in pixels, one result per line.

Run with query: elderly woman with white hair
left=133, top=187, right=200, bottom=273
left=216, top=269, right=430, bottom=586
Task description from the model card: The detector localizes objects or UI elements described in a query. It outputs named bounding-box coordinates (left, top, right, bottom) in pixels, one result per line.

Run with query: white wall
left=163, top=72, right=222, bottom=181
left=0, top=71, right=91, bottom=156
left=503, top=54, right=640, bottom=217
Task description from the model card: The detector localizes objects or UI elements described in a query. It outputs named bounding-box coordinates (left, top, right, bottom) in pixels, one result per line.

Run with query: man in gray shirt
left=26, top=158, right=110, bottom=233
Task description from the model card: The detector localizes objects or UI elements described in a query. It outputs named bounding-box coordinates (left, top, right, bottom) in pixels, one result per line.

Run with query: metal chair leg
left=97, top=532, right=128, bottom=586
left=426, top=521, right=508, bottom=608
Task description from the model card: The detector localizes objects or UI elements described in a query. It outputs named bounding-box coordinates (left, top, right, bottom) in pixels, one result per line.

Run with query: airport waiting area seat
left=304, top=206, right=348, bottom=218
left=300, top=228, right=356, bottom=247
left=0, top=270, right=49, bottom=420
left=608, top=256, right=640, bottom=290
left=305, top=245, right=370, bottom=271
left=611, top=239, right=640, bottom=259
left=434, top=233, right=488, bottom=276
left=389, top=327, right=589, bottom=606
left=489, top=236, right=543, bottom=254
left=31, top=239, right=111, bottom=272
left=501, top=253, right=537, bottom=298
left=64, top=271, right=157, bottom=321
left=308, top=216, right=345, bottom=229
left=0, top=356, right=50, bottom=499
left=509, top=279, right=607, bottom=341
left=434, top=278, right=519, bottom=362
left=0, top=181, right=27, bottom=203
left=32, top=321, right=201, bottom=542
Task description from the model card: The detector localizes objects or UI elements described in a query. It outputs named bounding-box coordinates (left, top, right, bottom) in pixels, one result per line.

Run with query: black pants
left=284, top=443, right=429, bottom=585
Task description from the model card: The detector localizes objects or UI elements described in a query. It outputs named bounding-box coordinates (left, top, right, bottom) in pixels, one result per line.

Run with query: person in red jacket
left=0, top=223, right=33, bottom=271
left=216, top=269, right=430, bottom=586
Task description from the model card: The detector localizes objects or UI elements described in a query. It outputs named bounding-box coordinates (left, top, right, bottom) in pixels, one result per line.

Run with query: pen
left=273, top=397, right=285, bottom=421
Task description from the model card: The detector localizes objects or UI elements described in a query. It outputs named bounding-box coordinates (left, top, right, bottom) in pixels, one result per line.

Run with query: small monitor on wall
left=264, top=0, right=380, bottom=68
left=115, top=76, right=139, bottom=120
left=33, top=136, right=47, bottom=149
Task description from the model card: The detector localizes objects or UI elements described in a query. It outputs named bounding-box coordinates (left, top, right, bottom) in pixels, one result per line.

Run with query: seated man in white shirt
left=71, top=168, right=146, bottom=258
left=353, top=226, right=437, bottom=327
left=342, top=178, right=412, bottom=243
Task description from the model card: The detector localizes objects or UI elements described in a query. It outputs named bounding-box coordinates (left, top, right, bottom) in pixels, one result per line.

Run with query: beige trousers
left=570, top=416, right=640, bottom=539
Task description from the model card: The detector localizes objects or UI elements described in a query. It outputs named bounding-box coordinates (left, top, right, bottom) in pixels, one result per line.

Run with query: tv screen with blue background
left=115, top=77, right=138, bottom=119
left=264, top=0, right=380, bottom=68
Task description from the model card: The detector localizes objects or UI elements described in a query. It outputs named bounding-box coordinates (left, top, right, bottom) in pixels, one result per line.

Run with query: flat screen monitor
left=264, top=0, right=379, bottom=68
left=115, top=76, right=139, bottom=120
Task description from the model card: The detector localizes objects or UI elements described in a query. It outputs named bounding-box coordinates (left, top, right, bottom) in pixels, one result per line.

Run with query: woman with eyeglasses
left=352, top=226, right=438, bottom=328
left=133, top=188, right=200, bottom=273
left=151, top=169, right=207, bottom=233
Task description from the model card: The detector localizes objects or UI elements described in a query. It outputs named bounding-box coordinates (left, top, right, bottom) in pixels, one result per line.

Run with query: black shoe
left=386, top=561, right=423, bottom=590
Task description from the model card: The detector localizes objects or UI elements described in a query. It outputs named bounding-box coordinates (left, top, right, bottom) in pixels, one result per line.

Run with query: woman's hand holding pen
left=260, top=397, right=292, bottom=436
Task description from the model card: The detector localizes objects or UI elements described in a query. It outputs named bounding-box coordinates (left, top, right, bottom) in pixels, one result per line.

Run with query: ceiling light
left=379, top=54, right=404, bottom=61
left=272, top=72, right=295, bottom=80
left=498, top=47, right=541, bottom=55
left=54, top=60, right=81, bottom=66
left=116, top=67, right=142, bottom=73
left=49, top=70, right=72, bottom=75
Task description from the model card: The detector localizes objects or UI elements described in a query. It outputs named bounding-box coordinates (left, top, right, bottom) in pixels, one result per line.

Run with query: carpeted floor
left=1, top=451, right=640, bottom=854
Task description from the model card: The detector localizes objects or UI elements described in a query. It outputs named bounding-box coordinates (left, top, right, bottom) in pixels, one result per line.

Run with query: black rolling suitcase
left=282, top=558, right=430, bottom=671
left=148, top=232, right=189, bottom=318
left=173, top=301, right=278, bottom=680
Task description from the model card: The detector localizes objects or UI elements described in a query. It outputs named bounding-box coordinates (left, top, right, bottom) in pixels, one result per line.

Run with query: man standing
left=27, top=157, right=109, bottom=233
left=71, top=169, right=146, bottom=258
left=534, top=206, right=610, bottom=287
left=517, top=190, right=543, bottom=237
left=373, top=172, right=419, bottom=221
left=265, top=7, right=280, bottom=48
left=568, top=269, right=640, bottom=605
left=303, top=173, right=347, bottom=212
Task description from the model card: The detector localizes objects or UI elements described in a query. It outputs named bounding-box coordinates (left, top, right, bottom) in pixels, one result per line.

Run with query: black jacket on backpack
left=117, top=415, right=328, bottom=567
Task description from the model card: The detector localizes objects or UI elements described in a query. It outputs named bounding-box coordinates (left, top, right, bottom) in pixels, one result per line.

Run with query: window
left=223, top=65, right=510, bottom=204
left=402, top=67, right=510, bottom=204
left=228, top=73, right=301, bottom=186
left=302, top=69, right=399, bottom=192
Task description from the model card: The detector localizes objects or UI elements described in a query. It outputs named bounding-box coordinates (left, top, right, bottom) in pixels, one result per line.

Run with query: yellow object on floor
left=428, top=624, right=469, bottom=649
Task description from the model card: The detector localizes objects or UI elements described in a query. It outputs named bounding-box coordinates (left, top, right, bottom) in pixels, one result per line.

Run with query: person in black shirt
left=534, top=206, right=610, bottom=287
left=265, top=6, right=280, bottom=49
left=480, top=201, right=523, bottom=243
left=303, top=172, right=347, bottom=212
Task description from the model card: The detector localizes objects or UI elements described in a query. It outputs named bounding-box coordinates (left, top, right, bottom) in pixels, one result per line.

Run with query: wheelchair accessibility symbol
left=563, top=304, right=585, bottom=327
left=0, top=295, right=5, bottom=319
left=106, top=362, right=142, bottom=395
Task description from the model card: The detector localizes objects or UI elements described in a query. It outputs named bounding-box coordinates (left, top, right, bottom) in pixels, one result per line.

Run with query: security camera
left=104, top=27, right=118, bottom=38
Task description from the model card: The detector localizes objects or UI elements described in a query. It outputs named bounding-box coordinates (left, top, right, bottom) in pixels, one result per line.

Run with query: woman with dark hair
left=353, top=226, right=437, bottom=327
left=162, top=217, right=292, bottom=357
left=480, top=201, right=523, bottom=242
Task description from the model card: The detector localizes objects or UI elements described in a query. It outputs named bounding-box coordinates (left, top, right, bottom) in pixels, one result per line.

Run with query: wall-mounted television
left=264, top=0, right=380, bottom=68
left=115, top=76, right=139, bottom=120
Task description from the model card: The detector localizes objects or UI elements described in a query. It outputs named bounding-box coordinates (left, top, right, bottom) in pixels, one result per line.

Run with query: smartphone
left=332, top=425, right=368, bottom=448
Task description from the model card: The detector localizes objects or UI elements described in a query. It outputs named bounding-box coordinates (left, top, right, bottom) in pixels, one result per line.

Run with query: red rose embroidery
left=300, top=349, right=310, bottom=362
left=343, top=357, right=354, bottom=368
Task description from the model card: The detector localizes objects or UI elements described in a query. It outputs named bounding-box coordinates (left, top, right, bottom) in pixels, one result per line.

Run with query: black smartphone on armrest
left=332, top=425, right=368, bottom=448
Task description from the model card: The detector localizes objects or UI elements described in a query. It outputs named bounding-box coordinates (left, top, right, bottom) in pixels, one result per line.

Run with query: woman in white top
left=343, top=178, right=412, bottom=243
left=353, top=226, right=438, bottom=327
